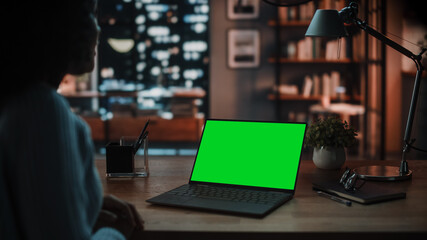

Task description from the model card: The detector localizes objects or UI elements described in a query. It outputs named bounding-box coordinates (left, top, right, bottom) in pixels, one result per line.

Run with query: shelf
left=268, top=20, right=311, bottom=27
left=107, top=116, right=204, bottom=142
left=61, top=88, right=206, bottom=99
left=64, top=89, right=206, bottom=143
left=268, top=94, right=355, bottom=101
left=268, top=58, right=357, bottom=64
left=81, top=116, right=204, bottom=143
left=170, top=87, right=206, bottom=98
left=268, top=20, right=354, bottom=28
left=59, top=90, right=138, bottom=98
left=60, top=91, right=105, bottom=98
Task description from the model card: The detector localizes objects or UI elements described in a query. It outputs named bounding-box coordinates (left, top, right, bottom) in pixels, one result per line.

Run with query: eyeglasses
left=340, top=167, right=366, bottom=191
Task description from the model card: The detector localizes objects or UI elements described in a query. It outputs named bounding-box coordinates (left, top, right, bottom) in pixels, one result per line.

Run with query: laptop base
left=146, top=184, right=293, bottom=218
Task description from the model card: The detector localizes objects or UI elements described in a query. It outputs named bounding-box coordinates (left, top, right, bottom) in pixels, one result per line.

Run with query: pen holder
left=106, top=136, right=149, bottom=178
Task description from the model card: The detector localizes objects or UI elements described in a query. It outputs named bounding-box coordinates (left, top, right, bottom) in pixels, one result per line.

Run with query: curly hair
left=1, top=0, right=98, bottom=102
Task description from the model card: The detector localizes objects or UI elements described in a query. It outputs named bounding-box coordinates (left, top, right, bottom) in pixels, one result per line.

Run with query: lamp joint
left=339, top=1, right=358, bottom=24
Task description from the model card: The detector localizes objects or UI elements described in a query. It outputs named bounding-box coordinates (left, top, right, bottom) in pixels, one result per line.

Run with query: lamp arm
left=400, top=64, right=424, bottom=174
left=357, top=17, right=426, bottom=172
left=338, top=2, right=422, bottom=62
left=354, top=18, right=420, bottom=61
left=355, top=19, right=426, bottom=175
left=404, top=60, right=424, bottom=141
left=340, top=2, right=427, bottom=174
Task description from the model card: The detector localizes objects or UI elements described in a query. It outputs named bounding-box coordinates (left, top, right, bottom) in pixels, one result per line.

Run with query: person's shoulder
left=6, top=83, right=67, bottom=108
left=1, top=83, right=73, bottom=124
left=34, top=84, right=75, bottom=117
left=0, top=83, right=76, bottom=144
left=35, top=83, right=70, bottom=109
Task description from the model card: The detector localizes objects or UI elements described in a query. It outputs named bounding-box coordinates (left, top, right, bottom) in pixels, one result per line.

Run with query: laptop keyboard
left=167, top=184, right=287, bottom=205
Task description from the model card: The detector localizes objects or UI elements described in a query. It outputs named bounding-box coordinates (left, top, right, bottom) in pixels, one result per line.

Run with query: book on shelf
left=297, top=38, right=313, bottom=60
left=325, top=38, right=347, bottom=60
left=299, top=1, right=315, bottom=21
left=135, top=108, right=160, bottom=117
left=286, top=41, right=298, bottom=59
left=278, top=0, right=346, bottom=22
left=170, top=98, right=198, bottom=117
left=288, top=37, right=349, bottom=61
left=288, top=6, right=298, bottom=21
left=322, top=73, right=331, bottom=97
left=320, top=71, right=342, bottom=98
left=278, top=84, right=299, bottom=95
left=278, top=71, right=344, bottom=99
left=313, top=74, right=321, bottom=96
left=330, top=71, right=341, bottom=98
left=312, top=38, right=323, bottom=59
left=277, top=1, right=315, bottom=21
left=110, top=103, right=135, bottom=117
left=278, top=7, right=288, bottom=21
left=318, top=0, right=346, bottom=10
left=274, top=71, right=344, bottom=99
left=302, top=75, right=313, bottom=97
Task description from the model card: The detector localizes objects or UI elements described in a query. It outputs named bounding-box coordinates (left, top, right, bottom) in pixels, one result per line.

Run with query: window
left=97, top=0, right=210, bottom=114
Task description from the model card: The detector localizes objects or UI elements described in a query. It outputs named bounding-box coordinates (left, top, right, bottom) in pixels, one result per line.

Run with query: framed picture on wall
left=227, top=0, right=260, bottom=20
left=227, top=29, right=260, bottom=68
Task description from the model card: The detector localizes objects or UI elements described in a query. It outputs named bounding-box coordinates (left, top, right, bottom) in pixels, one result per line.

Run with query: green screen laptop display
left=190, top=120, right=306, bottom=190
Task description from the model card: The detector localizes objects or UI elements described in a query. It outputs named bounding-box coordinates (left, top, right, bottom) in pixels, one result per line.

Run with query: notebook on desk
left=313, top=180, right=406, bottom=204
left=146, top=119, right=307, bottom=218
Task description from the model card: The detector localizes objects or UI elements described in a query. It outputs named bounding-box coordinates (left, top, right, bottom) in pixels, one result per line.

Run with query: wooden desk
left=96, top=158, right=427, bottom=240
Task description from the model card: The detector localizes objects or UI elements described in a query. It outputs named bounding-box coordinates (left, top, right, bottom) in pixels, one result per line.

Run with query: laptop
left=146, top=119, right=307, bottom=218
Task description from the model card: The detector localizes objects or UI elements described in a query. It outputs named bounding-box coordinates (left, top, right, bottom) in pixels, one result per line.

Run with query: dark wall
left=210, top=0, right=277, bottom=121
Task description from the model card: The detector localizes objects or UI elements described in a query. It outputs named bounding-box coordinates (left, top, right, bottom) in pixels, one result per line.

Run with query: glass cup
left=119, top=136, right=149, bottom=177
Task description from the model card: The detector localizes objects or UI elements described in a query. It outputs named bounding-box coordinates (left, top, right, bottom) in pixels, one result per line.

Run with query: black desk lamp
left=305, top=2, right=426, bottom=181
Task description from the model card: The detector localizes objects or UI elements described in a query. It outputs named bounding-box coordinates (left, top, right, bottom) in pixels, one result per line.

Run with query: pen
left=134, top=131, right=149, bottom=154
left=133, top=119, right=150, bottom=153
left=317, top=191, right=352, bottom=206
left=142, top=131, right=149, bottom=141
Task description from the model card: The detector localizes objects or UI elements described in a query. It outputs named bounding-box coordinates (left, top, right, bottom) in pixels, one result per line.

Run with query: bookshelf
left=269, top=0, right=364, bottom=123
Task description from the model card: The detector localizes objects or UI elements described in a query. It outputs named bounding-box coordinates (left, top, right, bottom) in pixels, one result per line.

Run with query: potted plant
left=305, top=116, right=358, bottom=169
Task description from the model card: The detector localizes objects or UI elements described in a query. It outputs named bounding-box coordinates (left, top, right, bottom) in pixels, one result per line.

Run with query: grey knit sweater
left=0, top=83, right=124, bottom=239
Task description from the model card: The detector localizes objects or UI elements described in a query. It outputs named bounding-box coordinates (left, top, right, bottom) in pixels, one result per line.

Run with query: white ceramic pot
left=313, top=146, right=346, bottom=169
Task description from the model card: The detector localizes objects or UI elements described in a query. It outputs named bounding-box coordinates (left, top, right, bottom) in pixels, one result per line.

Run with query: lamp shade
left=305, top=9, right=348, bottom=37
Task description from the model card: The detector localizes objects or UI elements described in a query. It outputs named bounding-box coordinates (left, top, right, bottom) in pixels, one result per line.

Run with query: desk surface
left=96, top=157, right=427, bottom=239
